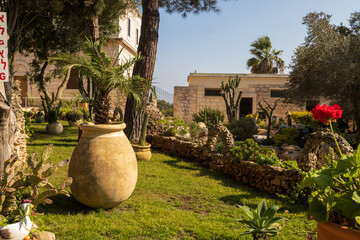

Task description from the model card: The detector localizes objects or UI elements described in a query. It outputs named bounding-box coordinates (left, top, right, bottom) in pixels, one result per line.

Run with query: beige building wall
left=174, top=73, right=319, bottom=123
left=14, top=8, right=142, bottom=109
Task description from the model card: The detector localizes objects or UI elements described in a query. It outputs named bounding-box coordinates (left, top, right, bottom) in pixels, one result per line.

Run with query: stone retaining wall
left=147, top=135, right=302, bottom=196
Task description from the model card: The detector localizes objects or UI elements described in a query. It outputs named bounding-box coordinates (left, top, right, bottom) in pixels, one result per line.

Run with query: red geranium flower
left=311, top=104, right=342, bottom=124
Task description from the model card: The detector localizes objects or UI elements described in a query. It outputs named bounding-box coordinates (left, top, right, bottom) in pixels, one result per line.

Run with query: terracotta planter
left=0, top=203, right=32, bottom=240
left=69, top=123, right=137, bottom=209
left=317, top=222, right=360, bottom=240
left=46, top=122, right=63, bottom=134
left=132, top=144, right=152, bottom=161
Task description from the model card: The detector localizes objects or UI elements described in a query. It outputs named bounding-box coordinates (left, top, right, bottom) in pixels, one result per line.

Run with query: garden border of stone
left=147, top=134, right=302, bottom=196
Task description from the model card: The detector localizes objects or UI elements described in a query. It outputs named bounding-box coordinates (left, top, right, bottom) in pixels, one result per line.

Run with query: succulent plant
left=0, top=144, right=72, bottom=216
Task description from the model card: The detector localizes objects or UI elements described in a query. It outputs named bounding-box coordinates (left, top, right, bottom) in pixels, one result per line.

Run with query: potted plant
left=300, top=104, right=360, bottom=239
left=65, top=109, right=83, bottom=127
left=52, top=39, right=148, bottom=209
left=132, top=112, right=152, bottom=161
left=41, top=93, right=63, bottom=134
left=0, top=145, right=72, bottom=239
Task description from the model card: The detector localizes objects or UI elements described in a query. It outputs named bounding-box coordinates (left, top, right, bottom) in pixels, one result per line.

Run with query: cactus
left=78, top=72, right=97, bottom=122
left=220, top=75, right=242, bottom=122
left=139, top=112, right=149, bottom=146
left=41, top=92, right=63, bottom=123
left=0, top=145, right=72, bottom=217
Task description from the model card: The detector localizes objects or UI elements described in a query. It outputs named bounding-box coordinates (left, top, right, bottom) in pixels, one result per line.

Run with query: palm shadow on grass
left=36, top=195, right=97, bottom=215
left=160, top=149, right=308, bottom=214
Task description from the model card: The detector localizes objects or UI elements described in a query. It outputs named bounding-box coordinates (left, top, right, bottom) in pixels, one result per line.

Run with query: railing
left=151, top=86, right=173, bottom=104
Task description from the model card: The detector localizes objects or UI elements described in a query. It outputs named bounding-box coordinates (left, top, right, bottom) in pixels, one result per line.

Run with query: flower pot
left=132, top=144, right=152, bottom=161
left=68, top=123, right=137, bottom=209
left=0, top=203, right=32, bottom=240
left=46, top=122, right=63, bottom=134
left=317, top=222, right=360, bottom=240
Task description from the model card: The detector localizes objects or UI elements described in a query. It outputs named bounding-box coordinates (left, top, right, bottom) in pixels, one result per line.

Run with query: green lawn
left=27, top=122, right=316, bottom=239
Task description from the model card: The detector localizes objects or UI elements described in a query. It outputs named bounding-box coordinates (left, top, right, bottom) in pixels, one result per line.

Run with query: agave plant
left=235, top=199, right=286, bottom=240
left=52, top=39, right=149, bottom=124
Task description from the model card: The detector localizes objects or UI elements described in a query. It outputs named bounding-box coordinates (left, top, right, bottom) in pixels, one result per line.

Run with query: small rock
left=33, top=231, right=56, bottom=240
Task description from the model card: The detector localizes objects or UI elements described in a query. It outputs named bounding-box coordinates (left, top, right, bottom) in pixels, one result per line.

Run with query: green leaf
left=257, top=200, right=268, bottom=217
left=336, top=193, right=360, bottom=219
left=237, top=205, right=254, bottom=220
left=263, top=216, right=287, bottom=228
left=309, top=194, right=329, bottom=222
left=262, top=205, right=280, bottom=219
left=237, top=219, right=259, bottom=229
left=352, top=192, right=360, bottom=204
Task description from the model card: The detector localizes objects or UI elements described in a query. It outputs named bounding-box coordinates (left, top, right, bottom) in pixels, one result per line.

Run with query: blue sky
left=151, top=0, right=360, bottom=94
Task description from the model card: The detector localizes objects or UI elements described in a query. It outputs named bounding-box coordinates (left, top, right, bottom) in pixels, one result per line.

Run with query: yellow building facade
left=174, top=72, right=318, bottom=123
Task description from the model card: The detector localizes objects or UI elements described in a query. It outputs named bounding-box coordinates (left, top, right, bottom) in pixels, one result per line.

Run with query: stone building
left=14, top=8, right=142, bottom=109
left=174, top=72, right=325, bottom=123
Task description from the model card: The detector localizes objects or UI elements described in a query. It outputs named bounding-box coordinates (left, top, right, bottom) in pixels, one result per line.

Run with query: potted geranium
left=300, top=104, right=360, bottom=240
left=52, top=39, right=149, bottom=209
left=0, top=145, right=72, bottom=239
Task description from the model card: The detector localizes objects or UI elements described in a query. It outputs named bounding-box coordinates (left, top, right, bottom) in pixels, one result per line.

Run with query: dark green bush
left=227, top=117, right=258, bottom=141
left=230, top=139, right=280, bottom=166
left=273, top=128, right=301, bottom=147
left=192, top=107, right=224, bottom=128
left=65, top=109, right=83, bottom=122
left=156, top=117, right=189, bottom=137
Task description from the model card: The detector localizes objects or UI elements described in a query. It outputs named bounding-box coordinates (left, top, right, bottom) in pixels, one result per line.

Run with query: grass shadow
left=36, top=194, right=98, bottom=215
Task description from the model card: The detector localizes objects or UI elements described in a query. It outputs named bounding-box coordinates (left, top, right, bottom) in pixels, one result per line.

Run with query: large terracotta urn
left=68, top=123, right=137, bottom=209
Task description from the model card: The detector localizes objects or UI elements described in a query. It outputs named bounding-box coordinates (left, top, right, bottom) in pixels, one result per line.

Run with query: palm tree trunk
left=94, top=90, right=110, bottom=124
left=124, top=0, right=160, bottom=140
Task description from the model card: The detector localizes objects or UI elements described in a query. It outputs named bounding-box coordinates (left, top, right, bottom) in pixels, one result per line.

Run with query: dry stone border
left=147, top=133, right=301, bottom=196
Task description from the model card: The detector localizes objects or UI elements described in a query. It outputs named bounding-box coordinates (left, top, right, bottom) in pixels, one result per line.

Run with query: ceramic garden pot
left=317, top=222, right=360, bottom=240
left=0, top=203, right=32, bottom=240
left=46, top=122, right=63, bottom=134
left=69, top=123, right=138, bottom=209
left=132, top=144, right=152, bottom=161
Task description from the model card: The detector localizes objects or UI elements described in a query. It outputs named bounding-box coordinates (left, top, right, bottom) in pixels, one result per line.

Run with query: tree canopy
left=285, top=12, right=360, bottom=135
left=246, top=36, right=284, bottom=74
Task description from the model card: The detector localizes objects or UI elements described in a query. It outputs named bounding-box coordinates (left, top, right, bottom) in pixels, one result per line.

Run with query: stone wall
left=174, top=77, right=305, bottom=123
left=147, top=134, right=302, bottom=196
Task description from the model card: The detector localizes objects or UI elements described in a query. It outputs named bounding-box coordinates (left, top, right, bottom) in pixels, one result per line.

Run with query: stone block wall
left=174, top=86, right=198, bottom=122
left=251, top=84, right=303, bottom=120
left=147, top=135, right=302, bottom=196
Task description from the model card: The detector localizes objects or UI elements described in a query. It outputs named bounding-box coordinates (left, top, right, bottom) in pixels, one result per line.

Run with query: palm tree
left=52, top=39, right=148, bottom=124
left=246, top=36, right=285, bottom=74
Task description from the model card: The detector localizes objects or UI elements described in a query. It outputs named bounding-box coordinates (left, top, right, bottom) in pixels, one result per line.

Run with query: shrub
left=280, top=160, right=299, bottom=170
left=34, top=111, right=45, bottom=123
left=291, top=111, right=316, bottom=128
left=192, top=107, right=224, bottom=128
left=227, top=117, right=258, bottom=141
left=157, top=117, right=189, bottom=137
left=65, top=109, right=83, bottom=122
left=273, top=127, right=301, bottom=146
left=189, top=121, right=202, bottom=139
left=230, top=139, right=280, bottom=166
